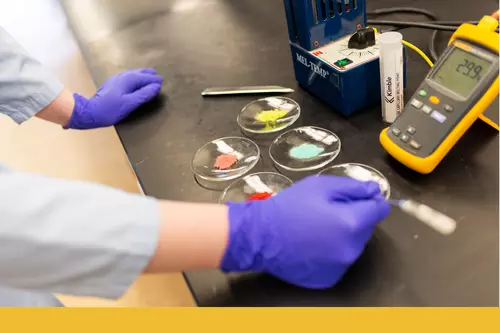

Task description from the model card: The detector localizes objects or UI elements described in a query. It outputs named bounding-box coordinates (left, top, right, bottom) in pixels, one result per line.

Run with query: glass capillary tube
left=388, top=200, right=457, bottom=235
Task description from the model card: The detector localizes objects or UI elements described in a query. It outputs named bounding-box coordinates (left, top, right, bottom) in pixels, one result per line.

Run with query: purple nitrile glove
left=67, top=68, right=163, bottom=129
left=221, top=175, right=390, bottom=289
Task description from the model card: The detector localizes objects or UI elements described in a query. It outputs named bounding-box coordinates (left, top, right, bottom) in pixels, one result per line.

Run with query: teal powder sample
left=289, top=143, right=324, bottom=159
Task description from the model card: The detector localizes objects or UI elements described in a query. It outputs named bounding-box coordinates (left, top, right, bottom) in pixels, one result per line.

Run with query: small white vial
left=379, top=32, right=404, bottom=123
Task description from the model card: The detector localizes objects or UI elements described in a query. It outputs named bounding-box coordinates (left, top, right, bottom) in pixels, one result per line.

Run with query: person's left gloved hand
left=67, top=68, right=163, bottom=129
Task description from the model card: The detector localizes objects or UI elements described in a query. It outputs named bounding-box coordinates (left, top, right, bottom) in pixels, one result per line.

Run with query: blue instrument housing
left=289, top=43, right=382, bottom=115
left=283, top=0, right=405, bottom=116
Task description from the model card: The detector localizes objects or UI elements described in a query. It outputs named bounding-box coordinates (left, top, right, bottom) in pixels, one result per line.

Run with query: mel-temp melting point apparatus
left=283, top=0, right=385, bottom=116
left=283, top=0, right=499, bottom=174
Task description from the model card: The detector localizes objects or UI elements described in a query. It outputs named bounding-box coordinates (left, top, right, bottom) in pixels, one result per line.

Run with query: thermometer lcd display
left=431, top=47, right=492, bottom=98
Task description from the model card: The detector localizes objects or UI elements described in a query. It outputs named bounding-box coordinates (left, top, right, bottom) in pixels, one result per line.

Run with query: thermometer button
left=391, top=127, right=402, bottom=136
left=444, top=104, right=454, bottom=112
left=400, top=133, right=410, bottom=143
left=429, top=96, right=440, bottom=104
left=422, top=105, right=432, bottom=114
left=410, top=99, right=423, bottom=109
left=406, top=126, right=416, bottom=135
left=409, top=140, right=422, bottom=150
left=431, top=110, right=447, bottom=123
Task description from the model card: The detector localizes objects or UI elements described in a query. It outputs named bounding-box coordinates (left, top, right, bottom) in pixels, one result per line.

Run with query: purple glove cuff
left=65, top=93, right=97, bottom=130
left=220, top=202, right=267, bottom=273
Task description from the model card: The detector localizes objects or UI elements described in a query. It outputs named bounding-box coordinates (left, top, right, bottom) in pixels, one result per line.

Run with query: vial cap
left=378, top=32, right=403, bottom=46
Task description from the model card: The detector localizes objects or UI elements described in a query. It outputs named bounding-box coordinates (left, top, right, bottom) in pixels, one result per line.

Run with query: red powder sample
left=247, top=192, right=272, bottom=201
left=214, top=154, right=238, bottom=170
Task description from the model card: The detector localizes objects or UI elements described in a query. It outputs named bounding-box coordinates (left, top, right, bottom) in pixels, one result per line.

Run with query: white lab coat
left=0, top=27, right=161, bottom=306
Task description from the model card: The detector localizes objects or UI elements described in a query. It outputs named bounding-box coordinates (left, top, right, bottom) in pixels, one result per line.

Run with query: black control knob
left=348, top=27, right=376, bottom=50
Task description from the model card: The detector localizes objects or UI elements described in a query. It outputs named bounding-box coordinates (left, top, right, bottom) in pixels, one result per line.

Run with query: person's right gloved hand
left=221, top=175, right=390, bottom=289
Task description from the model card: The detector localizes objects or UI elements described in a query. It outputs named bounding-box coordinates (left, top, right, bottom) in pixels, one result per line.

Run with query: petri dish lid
left=191, top=137, right=260, bottom=182
left=219, top=172, right=293, bottom=203
left=269, top=126, right=341, bottom=172
left=318, top=163, right=391, bottom=199
left=237, top=96, right=300, bottom=134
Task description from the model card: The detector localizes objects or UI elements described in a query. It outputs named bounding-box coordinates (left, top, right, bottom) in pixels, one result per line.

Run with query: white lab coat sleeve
left=0, top=26, right=63, bottom=124
left=0, top=165, right=161, bottom=299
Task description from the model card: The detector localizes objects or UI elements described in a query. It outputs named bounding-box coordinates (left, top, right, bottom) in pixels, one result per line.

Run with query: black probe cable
left=367, top=7, right=437, bottom=20
left=366, top=19, right=458, bottom=62
left=428, top=21, right=496, bottom=62
left=367, top=7, right=443, bottom=62
left=368, top=7, right=442, bottom=60
left=429, top=30, right=443, bottom=62
left=367, top=6, right=498, bottom=61
left=368, top=19, right=498, bottom=61
left=431, top=20, right=478, bottom=25
left=366, top=20, right=457, bottom=31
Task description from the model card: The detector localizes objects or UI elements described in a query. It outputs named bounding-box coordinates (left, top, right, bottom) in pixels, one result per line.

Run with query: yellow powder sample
left=254, top=109, right=289, bottom=131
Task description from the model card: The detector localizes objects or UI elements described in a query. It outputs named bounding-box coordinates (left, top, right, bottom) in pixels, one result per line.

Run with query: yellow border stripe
left=1, top=308, right=499, bottom=333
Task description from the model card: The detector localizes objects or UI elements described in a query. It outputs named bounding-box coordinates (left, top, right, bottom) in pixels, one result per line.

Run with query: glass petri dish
left=237, top=96, right=300, bottom=134
left=269, top=126, right=341, bottom=172
left=219, top=172, right=293, bottom=204
left=191, top=137, right=260, bottom=183
left=318, top=163, right=391, bottom=199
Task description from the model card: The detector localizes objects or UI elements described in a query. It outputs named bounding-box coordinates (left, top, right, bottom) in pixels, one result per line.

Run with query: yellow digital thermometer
left=380, top=16, right=499, bottom=174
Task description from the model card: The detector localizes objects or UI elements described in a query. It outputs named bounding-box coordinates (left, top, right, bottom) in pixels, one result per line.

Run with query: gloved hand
left=221, top=175, right=390, bottom=289
left=67, top=68, right=163, bottom=129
